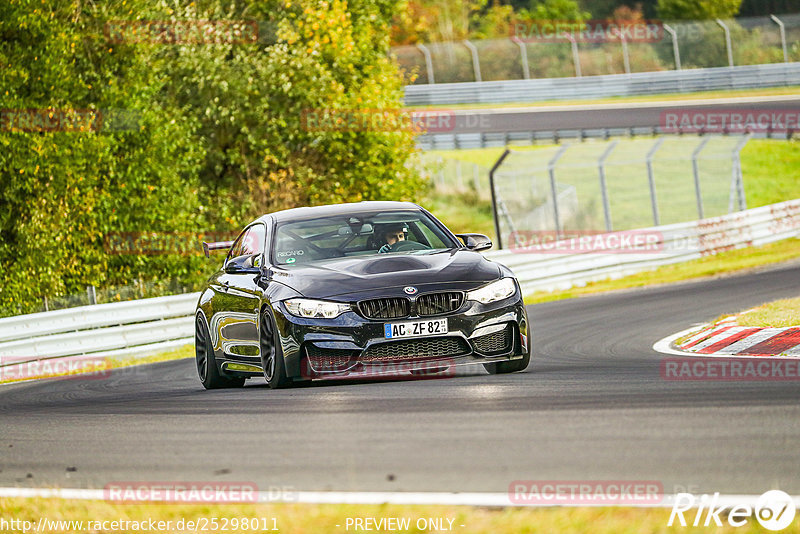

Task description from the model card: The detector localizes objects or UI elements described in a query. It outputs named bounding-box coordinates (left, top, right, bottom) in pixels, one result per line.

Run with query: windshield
left=272, top=210, right=458, bottom=265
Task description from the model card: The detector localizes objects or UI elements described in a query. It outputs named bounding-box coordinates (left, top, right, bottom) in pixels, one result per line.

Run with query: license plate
left=384, top=318, right=448, bottom=339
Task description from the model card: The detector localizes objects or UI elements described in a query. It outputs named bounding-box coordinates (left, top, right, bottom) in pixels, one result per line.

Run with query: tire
left=260, top=309, right=292, bottom=389
left=195, top=314, right=245, bottom=389
left=484, top=323, right=531, bottom=375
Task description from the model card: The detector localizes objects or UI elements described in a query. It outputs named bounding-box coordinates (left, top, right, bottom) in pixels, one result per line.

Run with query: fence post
left=691, top=137, right=711, bottom=219
left=663, top=24, right=681, bottom=70
left=715, top=19, right=734, bottom=67
left=621, top=34, right=631, bottom=74
left=567, top=35, right=581, bottom=77
left=489, top=149, right=511, bottom=249
left=416, top=43, right=435, bottom=84
left=43, top=295, right=49, bottom=312
left=770, top=15, right=789, bottom=63
left=598, top=140, right=618, bottom=232
left=730, top=135, right=751, bottom=212
left=511, top=37, right=530, bottom=79
left=463, top=40, right=482, bottom=82
left=548, top=144, right=570, bottom=238
left=646, top=137, right=665, bottom=226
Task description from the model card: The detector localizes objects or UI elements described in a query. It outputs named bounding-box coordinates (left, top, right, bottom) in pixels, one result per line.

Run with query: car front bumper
left=274, top=296, right=531, bottom=380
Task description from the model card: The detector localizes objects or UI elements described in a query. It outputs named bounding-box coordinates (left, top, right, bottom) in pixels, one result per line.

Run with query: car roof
left=254, top=201, right=424, bottom=224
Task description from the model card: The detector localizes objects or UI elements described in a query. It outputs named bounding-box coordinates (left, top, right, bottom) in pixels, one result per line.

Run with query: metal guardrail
left=484, top=199, right=800, bottom=295
left=1, top=199, right=798, bottom=367
left=0, top=293, right=199, bottom=343
left=404, top=62, right=800, bottom=106
left=0, top=293, right=199, bottom=366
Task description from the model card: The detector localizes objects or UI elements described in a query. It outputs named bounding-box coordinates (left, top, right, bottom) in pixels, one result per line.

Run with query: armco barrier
left=1, top=200, right=798, bottom=368
left=404, top=63, right=800, bottom=106
left=0, top=293, right=199, bottom=367
left=486, top=199, right=800, bottom=295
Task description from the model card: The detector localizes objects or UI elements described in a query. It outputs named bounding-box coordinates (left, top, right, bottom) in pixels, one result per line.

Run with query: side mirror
left=456, top=233, right=492, bottom=251
left=224, top=254, right=262, bottom=274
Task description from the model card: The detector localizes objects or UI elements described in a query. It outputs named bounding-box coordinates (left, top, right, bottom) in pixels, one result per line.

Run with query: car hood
left=270, top=249, right=501, bottom=300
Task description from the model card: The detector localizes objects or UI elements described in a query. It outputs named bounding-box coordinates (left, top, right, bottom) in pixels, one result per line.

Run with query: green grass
left=0, top=345, right=193, bottom=385
left=0, top=498, right=781, bottom=533
left=523, top=237, right=800, bottom=305
left=736, top=296, right=800, bottom=328
left=406, top=86, right=800, bottom=110
left=424, top=138, right=800, bottom=244
left=741, top=139, right=800, bottom=208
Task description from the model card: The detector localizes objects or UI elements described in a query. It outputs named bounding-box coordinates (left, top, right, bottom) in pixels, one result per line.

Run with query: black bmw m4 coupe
left=195, top=201, right=531, bottom=389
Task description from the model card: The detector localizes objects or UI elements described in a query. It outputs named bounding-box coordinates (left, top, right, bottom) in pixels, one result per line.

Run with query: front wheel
left=196, top=314, right=245, bottom=389
left=260, top=309, right=292, bottom=389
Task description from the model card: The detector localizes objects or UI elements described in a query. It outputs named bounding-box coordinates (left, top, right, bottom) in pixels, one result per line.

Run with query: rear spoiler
left=202, top=240, right=234, bottom=258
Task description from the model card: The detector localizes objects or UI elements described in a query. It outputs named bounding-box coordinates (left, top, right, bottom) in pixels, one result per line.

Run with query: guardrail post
left=416, top=43, right=435, bottom=84
left=567, top=35, right=581, bottom=77
left=489, top=148, right=511, bottom=249
left=511, top=37, right=530, bottom=79
left=730, top=135, right=750, bottom=212
left=621, top=35, right=631, bottom=74
left=691, top=137, right=711, bottom=219
left=598, top=140, right=618, bottom=231
left=663, top=24, right=681, bottom=70
left=770, top=15, right=789, bottom=63
left=715, top=19, right=734, bottom=67
left=548, top=144, right=570, bottom=238
left=87, top=285, right=97, bottom=305
left=646, top=137, right=665, bottom=226
left=463, top=40, right=482, bottom=82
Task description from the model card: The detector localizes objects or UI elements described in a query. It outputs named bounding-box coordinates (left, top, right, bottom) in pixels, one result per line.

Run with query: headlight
left=466, top=278, right=516, bottom=304
left=284, top=298, right=351, bottom=319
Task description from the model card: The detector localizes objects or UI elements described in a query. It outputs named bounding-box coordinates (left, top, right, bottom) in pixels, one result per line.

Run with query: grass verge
left=0, top=345, right=193, bottom=386
left=524, top=237, right=800, bottom=305
left=735, top=296, right=800, bottom=328
left=0, top=498, right=775, bottom=533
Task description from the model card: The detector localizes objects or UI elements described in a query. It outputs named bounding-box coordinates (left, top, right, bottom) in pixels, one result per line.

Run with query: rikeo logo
left=669, top=491, right=796, bottom=530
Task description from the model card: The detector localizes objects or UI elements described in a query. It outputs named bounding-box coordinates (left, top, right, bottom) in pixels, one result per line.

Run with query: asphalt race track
left=1, top=262, right=799, bottom=496
left=447, top=95, right=800, bottom=135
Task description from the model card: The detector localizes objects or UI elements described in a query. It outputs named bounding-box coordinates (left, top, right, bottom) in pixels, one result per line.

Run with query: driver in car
left=378, top=224, right=408, bottom=253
